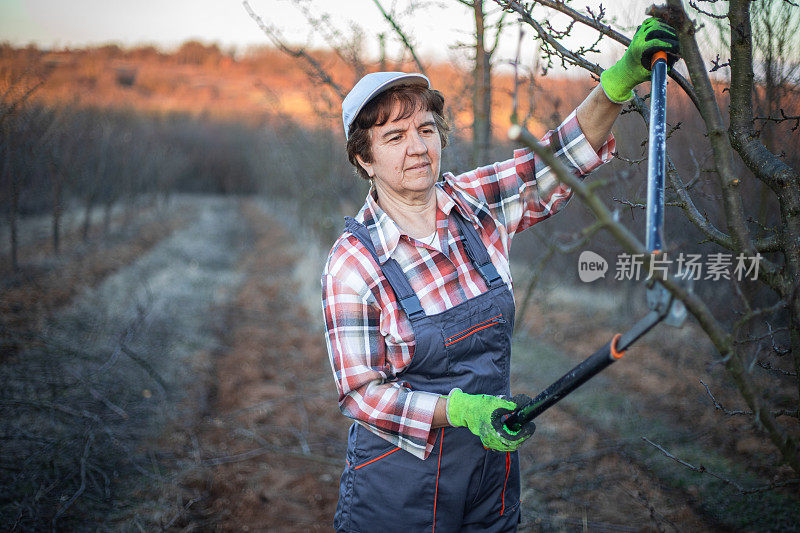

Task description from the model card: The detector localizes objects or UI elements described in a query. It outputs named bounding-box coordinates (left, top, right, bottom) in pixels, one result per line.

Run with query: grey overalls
left=335, top=209, right=520, bottom=532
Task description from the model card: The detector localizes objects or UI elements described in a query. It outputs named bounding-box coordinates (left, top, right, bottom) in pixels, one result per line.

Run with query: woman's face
left=356, top=102, right=442, bottom=201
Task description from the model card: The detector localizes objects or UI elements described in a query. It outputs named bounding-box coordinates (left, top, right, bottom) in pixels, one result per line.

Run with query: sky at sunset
left=1, top=0, right=656, bottom=67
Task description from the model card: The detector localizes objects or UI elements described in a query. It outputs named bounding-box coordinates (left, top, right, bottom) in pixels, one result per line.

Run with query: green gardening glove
left=600, top=17, right=681, bottom=103
left=446, top=388, right=535, bottom=451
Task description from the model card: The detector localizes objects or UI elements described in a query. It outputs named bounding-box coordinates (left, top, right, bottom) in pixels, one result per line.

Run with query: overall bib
left=334, top=210, right=520, bottom=533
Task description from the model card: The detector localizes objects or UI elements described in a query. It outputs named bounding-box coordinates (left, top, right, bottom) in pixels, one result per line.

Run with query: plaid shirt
left=322, top=110, right=614, bottom=459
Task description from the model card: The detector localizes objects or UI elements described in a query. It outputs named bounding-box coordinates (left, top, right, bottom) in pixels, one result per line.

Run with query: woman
left=322, top=18, right=679, bottom=532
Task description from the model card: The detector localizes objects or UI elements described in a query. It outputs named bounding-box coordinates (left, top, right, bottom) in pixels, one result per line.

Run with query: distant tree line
left=0, top=82, right=372, bottom=270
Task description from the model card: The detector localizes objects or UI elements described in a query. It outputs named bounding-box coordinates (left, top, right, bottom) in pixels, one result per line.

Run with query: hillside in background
left=0, top=41, right=594, bottom=136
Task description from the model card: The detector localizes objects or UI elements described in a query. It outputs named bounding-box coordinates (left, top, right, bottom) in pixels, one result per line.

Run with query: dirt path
left=170, top=200, right=347, bottom=531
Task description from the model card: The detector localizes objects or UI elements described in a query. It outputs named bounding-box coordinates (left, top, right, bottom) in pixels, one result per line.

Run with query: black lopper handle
left=501, top=335, right=624, bottom=432
left=496, top=287, right=672, bottom=436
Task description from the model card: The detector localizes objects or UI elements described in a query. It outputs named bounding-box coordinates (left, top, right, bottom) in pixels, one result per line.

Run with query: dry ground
left=0, top=201, right=190, bottom=358
left=154, top=200, right=348, bottom=531
left=4, top=196, right=797, bottom=531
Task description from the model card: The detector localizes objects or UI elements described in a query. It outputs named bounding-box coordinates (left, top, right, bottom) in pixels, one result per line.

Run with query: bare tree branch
left=496, top=1, right=603, bottom=75
left=489, top=9, right=508, bottom=56
left=497, top=0, right=748, bottom=266
left=242, top=0, right=346, bottom=98
left=120, top=344, right=169, bottom=393
left=642, top=437, right=800, bottom=493
left=699, top=379, right=798, bottom=417
left=754, top=110, right=800, bottom=132
left=757, top=359, right=797, bottom=377
left=290, top=0, right=367, bottom=80
left=496, top=0, right=701, bottom=111
left=688, top=0, right=727, bottom=19
left=370, top=0, right=428, bottom=76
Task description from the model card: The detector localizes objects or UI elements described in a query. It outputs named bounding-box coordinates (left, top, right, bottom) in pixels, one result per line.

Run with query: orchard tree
left=497, top=0, right=800, bottom=482
left=0, top=64, right=46, bottom=270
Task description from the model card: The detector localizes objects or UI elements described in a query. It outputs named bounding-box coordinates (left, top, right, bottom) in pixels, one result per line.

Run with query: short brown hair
left=346, top=84, right=450, bottom=181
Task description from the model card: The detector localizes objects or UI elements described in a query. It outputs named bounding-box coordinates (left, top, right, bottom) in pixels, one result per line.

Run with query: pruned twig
left=203, top=443, right=340, bottom=467
left=120, top=344, right=169, bottom=393
left=163, top=495, right=204, bottom=530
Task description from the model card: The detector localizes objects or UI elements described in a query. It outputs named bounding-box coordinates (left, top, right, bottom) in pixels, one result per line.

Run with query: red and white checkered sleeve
left=321, top=241, right=441, bottom=460
left=513, top=109, right=614, bottom=233
left=449, top=109, right=614, bottom=238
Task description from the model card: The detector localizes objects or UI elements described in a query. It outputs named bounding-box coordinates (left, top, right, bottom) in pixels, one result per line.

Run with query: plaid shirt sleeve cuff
left=513, top=110, right=615, bottom=231
left=356, top=389, right=441, bottom=460
left=563, top=118, right=616, bottom=174
left=514, top=109, right=615, bottom=191
left=416, top=390, right=442, bottom=459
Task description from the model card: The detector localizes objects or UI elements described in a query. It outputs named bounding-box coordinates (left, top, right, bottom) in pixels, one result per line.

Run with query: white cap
left=341, top=71, right=430, bottom=140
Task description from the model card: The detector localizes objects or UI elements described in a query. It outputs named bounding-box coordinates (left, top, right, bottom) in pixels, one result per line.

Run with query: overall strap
left=451, top=213, right=504, bottom=289
left=344, top=217, right=426, bottom=320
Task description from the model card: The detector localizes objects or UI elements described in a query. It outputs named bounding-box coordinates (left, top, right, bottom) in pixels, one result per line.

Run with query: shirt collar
left=357, top=187, right=401, bottom=263
left=356, top=179, right=479, bottom=263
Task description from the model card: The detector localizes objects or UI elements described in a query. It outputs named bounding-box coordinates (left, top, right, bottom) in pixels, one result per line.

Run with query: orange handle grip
left=651, top=50, right=668, bottom=69
left=610, top=333, right=626, bottom=359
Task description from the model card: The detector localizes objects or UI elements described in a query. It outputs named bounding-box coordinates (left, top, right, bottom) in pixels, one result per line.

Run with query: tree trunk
left=728, top=0, right=800, bottom=470
left=82, top=196, right=93, bottom=242
left=472, top=0, right=492, bottom=166
left=378, top=33, right=387, bottom=72
left=51, top=170, right=62, bottom=255
left=103, top=200, right=113, bottom=237
left=9, top=171, right=19, bottom=272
